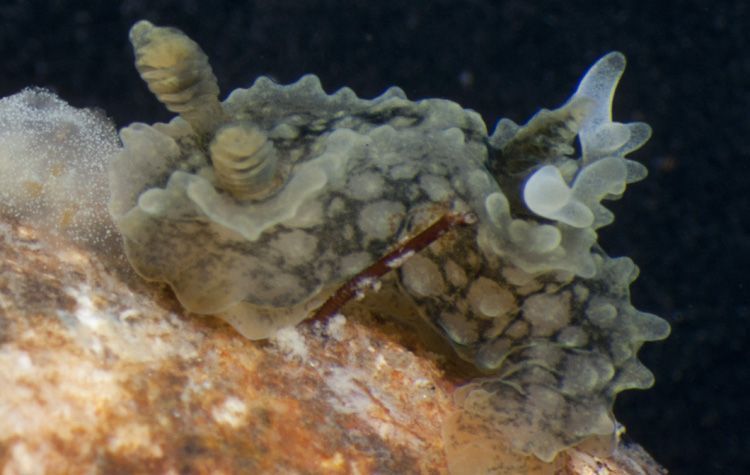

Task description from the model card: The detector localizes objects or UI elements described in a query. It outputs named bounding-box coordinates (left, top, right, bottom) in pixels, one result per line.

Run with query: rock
left=0, top=217, right=666, bottom=474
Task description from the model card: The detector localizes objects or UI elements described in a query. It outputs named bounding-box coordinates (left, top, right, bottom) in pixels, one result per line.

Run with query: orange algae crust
left=0, top=218, right=666, bottom=474
left=0, top=219, right=451, bottom=474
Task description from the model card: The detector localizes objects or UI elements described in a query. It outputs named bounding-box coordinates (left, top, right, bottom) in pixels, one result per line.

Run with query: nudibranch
left=110, top=20, right=670, bottom=467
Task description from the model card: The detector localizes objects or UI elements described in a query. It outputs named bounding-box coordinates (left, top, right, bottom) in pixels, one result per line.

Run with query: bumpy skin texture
left=110, top=21, right=670, bottom=466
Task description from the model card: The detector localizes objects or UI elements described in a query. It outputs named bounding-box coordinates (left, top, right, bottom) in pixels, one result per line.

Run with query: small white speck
left=119, top=309, right=140, bottom=322
left=15, top=351, right=33, bottom=371
left=66, top=285, right=102, bottom=330
left=375, top=354, right=388, bottom=370
left=386, top=250, right=414, bottom=269
left=211, top=396, right=249, bottom=428
left=271, top=326, right=309, bottom=360
left=356, top=276, right=376, bottom=291
left=325, top=314, right=347, bottom=341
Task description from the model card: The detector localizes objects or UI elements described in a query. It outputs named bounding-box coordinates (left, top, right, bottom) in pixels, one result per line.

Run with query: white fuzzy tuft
left=270, top=326, right=309, bottom=360
left=0, top=89, right=120, bottom=247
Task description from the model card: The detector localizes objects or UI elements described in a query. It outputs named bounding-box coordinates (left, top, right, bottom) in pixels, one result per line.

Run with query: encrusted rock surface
left=0, top=217, right=665, bottom=474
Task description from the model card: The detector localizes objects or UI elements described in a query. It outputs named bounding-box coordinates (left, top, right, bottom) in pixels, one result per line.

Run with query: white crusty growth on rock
left=108, top=20, right=670, bottom=471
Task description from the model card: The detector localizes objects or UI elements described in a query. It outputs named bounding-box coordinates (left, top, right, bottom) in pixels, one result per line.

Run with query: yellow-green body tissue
left=107, top=20, right=671, bottom=470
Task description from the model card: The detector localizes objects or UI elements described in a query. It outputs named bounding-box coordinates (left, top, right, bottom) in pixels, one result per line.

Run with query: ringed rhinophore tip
left=129, top=20, right=225, bottom=135
left=209, top=121, right=283, bottom=201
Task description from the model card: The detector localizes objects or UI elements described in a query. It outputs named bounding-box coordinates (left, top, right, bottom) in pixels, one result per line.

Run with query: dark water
left=2, top=1, right=748, bottom=473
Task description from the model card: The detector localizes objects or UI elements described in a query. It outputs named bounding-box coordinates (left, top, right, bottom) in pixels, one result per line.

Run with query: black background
left=1, top=1, right=748, bottom=473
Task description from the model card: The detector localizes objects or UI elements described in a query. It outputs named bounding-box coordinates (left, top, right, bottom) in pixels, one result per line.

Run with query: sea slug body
left=109, top=20, right=670, bottom=469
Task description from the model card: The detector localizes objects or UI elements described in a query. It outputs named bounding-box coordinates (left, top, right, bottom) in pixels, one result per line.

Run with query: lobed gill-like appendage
left=520, top=53, right=650, bottom=231
left=129, top=20, right=226, bottom=135
left=395, top=53, right=670, bottom=465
